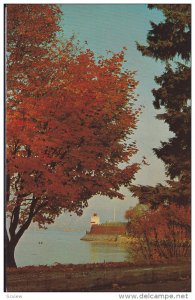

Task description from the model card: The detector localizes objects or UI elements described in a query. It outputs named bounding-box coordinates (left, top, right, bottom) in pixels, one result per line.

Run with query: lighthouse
left=90, top=213, right=100, bottom=225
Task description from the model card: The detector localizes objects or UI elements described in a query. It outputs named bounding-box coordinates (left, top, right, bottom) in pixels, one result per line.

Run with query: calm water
left=15, top=230, right=130, bottom=267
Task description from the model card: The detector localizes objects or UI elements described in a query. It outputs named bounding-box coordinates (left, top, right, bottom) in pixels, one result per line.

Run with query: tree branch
left=32, top=201, right=48, bottom=217
left=9, top=197, right=21, bottom=241
left=6, top=174, right=11, bottom=202
left=15, top=196, right=38, bottom=243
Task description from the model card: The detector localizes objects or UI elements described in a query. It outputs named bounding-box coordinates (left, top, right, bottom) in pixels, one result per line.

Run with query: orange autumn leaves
left=125, top=203, right=190, bottom=261
left=6, top=5, right=140, bottom=228
left=126, top=204, right=190, bottom=239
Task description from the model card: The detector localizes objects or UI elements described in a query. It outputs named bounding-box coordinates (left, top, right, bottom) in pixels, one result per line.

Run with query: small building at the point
left=81, top=213, right=127, bottom=239
left=90, top=213, right=100, bottom=225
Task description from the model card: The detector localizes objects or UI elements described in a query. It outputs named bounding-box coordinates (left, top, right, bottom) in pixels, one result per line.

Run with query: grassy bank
left=6, top=261, right=191, bottom=292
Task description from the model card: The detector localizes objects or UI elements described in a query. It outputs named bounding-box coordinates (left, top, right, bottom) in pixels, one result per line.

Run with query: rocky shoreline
left=81, top=233, right=118, bottom=242
left=80, top=233, right=136, bottom=244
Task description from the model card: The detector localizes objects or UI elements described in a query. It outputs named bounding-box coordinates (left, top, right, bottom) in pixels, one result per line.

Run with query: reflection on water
left=15, top=230, right=131, bottom=267
left=90, top=242, right=128, bottom=263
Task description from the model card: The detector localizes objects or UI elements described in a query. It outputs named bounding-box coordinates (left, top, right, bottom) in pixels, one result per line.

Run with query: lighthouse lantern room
left=90, top=213, right=100, bottom=225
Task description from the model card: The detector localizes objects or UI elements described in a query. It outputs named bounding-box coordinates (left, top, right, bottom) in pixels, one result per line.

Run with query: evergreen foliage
left=131, top=4, right=191, bottom=207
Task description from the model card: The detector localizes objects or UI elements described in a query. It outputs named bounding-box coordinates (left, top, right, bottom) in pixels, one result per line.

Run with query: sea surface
left=15, top=229, right=131, bottom=267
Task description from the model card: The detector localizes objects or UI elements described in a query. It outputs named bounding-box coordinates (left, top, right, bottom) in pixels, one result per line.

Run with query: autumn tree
left=125, top=203, right=190, bottom=262
left=6, top=4, right=140, bottom=267
left=130, top=5, right=191, bottom=208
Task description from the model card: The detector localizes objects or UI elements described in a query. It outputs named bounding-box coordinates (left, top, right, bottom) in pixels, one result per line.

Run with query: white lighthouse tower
left=90, top=213, right=100, bottom=225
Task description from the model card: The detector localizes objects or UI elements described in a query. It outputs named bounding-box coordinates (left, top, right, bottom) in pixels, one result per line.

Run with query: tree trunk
left=5, top=197, right=45, bottom=268
left=143, top=231, right=152, bottom=260
left=5, top=228, right=18, bottom=268
left=6, top=241, right=17, bottom=268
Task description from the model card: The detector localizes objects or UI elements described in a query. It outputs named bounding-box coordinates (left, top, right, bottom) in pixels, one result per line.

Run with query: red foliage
left=125, top=203, right=190, bottom=261
left=6, top=4, right=140, bottom=249
left=127, top=204, right=190, bottom=239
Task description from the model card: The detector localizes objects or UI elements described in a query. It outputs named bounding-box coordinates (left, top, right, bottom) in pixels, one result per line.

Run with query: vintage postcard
left=4, top=2, right=191, bottom=297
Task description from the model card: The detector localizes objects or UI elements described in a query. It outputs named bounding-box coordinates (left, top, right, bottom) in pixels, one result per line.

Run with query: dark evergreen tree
left=131, top=4, right=191, bottom=207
